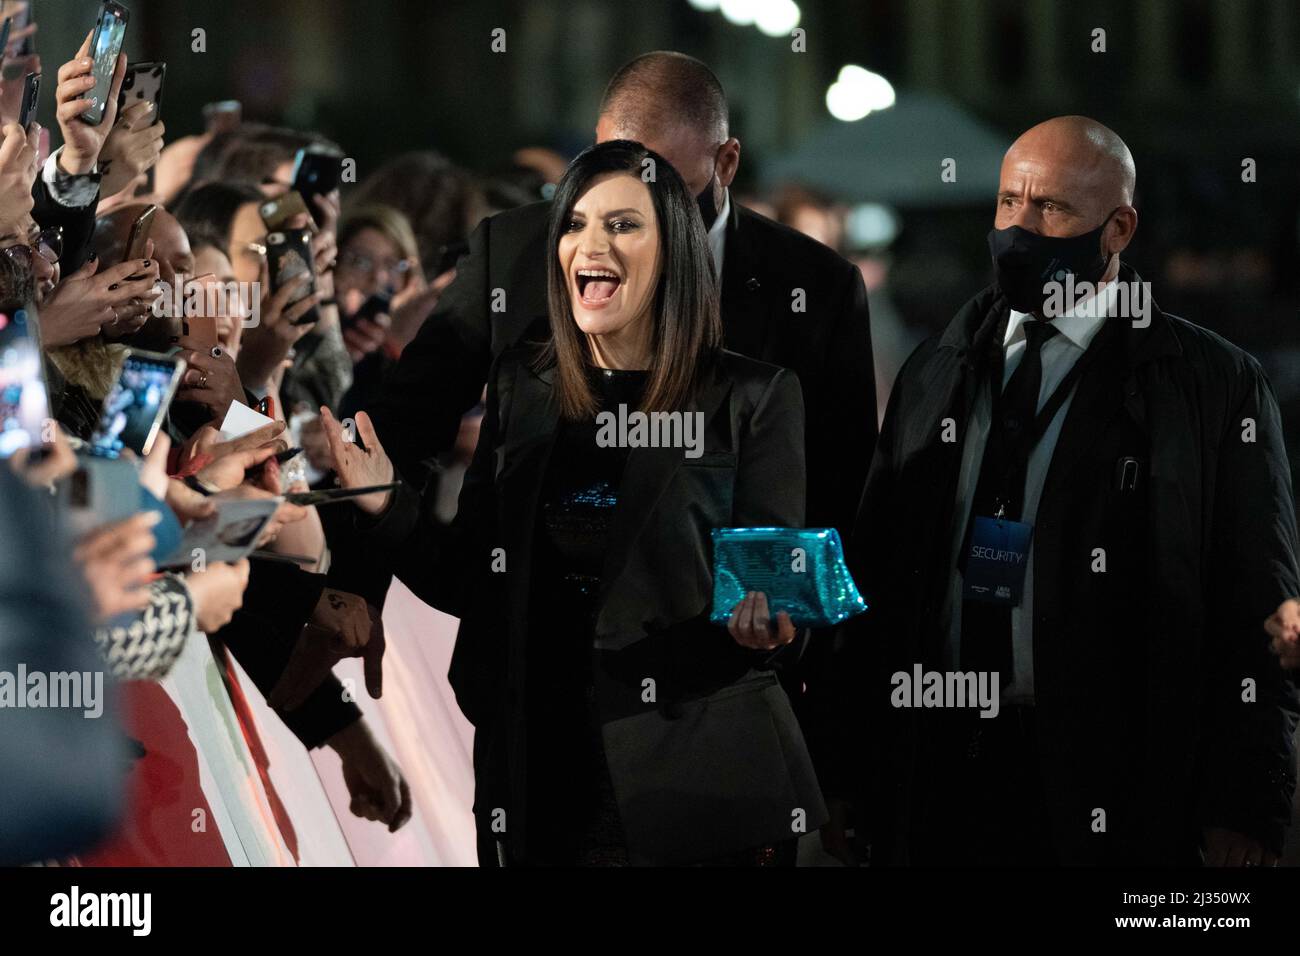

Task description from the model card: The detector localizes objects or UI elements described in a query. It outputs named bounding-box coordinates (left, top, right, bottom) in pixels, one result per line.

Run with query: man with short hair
left=835, top=116, right=1299, bottom=867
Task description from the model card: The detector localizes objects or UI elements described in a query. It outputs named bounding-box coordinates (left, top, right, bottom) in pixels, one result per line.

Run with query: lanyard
left=986, top=315, right=1119, bottom=509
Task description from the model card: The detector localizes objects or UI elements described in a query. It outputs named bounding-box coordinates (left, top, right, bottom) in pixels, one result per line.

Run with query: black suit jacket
left=365, top=197, right=876, bottom=538
left=843, top=264, right=1300, bottom=864
left=355, top=347, right=827, bottom=864
left=32, top=177, right=97, bottom=271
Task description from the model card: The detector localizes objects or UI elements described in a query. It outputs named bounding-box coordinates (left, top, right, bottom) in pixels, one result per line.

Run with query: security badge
left=961, top=503, right=1033, bottom=606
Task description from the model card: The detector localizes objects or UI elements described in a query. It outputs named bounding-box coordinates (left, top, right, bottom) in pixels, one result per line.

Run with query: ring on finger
left=198, top=371, right=209, bottom=389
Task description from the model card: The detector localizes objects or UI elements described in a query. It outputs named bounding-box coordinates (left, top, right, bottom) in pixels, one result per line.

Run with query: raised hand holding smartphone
left=55, top=5, right=127, bottom=175
left=79, top=1, right=127, bottom=126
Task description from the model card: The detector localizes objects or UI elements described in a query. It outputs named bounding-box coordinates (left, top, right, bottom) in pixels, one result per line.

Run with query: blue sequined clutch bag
left=710, top=527, right=867, bottom=628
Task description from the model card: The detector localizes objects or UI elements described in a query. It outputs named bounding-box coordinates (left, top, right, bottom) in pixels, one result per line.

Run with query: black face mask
left=987, top=209, right=1117, bottom=315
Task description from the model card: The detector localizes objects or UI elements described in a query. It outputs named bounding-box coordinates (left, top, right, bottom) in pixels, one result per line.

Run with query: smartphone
left=202, top=99, right=240, bottom=134
left=9, top=0, right=33, bottom=56
left=0, top=16, right=12, bottom=73
left=284, top=482, right=401, bottom=507
left=435, top=240, right=468, bottom=277
left=118, top=60, right=164, bottom=126
left=344, top=289, right=392, bottom=332
left=88, top=350, right=185, bottom=459
left=259, top=191, right=309, bottom=231
left=80, top=1, right=129, bottom=127
left=18, top=70, right=39, bottom=131
left=65, top=456, right=139, bottom=539
left=0, top=307, right=49, bottom=459
left=290, top=148, right=342, bottom=226
left=123, top=204, right=156, bottom=263
left=174, top=314, right=218, bottom=352
left=265, top=228, right=318, bottom=326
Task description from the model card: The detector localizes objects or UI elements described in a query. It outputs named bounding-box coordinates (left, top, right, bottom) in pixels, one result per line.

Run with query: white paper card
left=220, top=400, right=275, bottom=440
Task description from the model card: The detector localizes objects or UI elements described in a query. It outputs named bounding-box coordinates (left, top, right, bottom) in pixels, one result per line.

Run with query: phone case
left=174, top=315, right=218, bottom=351
left=709, top=527, right=867, bottom=628
left=18, top=72, right=40, bottom=129
left=12, top=0, right=33, bottom=57
left=81, top=3, right=130, bottom=126
left=291, top=149, right=342, bottom=224
left=118, top=61, right=165, bottom=126
left=259, top=190, right=308, bottom=230
left=0, top=306, right=49, bottom=459
left=0, top=19, right=13, bottom=71
left=346, top=290, right=393, bottom=330
left=65, top=455, right=139, bottom=538
left=89, top=350, right=185, bottom=459
left=266, top=229, right=319, bottom=325
left=123, top=205, right=157, bottom=262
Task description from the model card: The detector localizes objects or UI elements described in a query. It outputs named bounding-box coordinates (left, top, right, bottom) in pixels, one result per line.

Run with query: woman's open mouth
left=575, top=268, right=622, bottom=305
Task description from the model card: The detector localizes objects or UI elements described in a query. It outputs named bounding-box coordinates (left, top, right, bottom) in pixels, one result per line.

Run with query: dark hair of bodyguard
left=543, top=139, right=722, bottom=419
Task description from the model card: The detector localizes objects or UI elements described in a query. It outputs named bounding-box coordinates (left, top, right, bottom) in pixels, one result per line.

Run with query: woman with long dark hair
left=323, top=140, right=825, bottom=865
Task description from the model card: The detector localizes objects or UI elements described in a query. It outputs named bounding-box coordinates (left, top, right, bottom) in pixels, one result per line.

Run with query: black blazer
left=356, top=347, right=828, bottom=864
left=841, top=264, right=1300, bottom=864
left=32, top=177, right=97, bottom=271
left=365, top=197, right=876, bottom=539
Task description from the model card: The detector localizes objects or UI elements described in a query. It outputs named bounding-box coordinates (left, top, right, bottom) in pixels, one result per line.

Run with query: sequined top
left=522, top=366, right=647, bottom=864
left=532, top=367, right=647, bottom=652
left=518, top=366, right=790, bottom=866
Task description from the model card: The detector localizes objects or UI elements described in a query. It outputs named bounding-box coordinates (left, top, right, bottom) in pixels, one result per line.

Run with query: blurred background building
left=22, top=0, right=1300, bottom=479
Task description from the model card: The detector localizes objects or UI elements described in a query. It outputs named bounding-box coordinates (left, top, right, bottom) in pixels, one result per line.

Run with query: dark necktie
left=960, top=318, right=1059, bottom=677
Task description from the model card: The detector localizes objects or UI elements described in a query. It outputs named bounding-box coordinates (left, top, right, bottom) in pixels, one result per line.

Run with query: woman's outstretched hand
left=319, top=407, right=395, bottom=515
left=727, top=591, right=796, bottom=651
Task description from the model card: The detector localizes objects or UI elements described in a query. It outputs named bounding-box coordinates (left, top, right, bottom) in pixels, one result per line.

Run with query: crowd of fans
left=7, top=5, right=1298, bottom=870
left=0, top=11, right=552, bottom=861
left=0, top=5, right=859, bottom=864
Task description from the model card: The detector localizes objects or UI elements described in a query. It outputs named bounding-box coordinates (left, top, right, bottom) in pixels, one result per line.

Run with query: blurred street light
left=826, top=64, right=896, bottom=121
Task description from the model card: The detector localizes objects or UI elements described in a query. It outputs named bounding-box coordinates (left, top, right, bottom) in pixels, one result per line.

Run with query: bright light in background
left=694, top=0, right=800, bottom=37
left=754, top=0, right=800, bottom=36
left=719, top=0, right=757, bottom=26
left=846, top=203, right=901, bottom=249
left=826, top=64, right=896, bottom=122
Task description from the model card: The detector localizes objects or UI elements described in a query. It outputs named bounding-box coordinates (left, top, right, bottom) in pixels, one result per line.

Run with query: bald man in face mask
left=830, top=116, right=1299, bottom=868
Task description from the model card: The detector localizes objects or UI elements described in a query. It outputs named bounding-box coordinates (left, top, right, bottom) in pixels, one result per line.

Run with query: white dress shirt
left=941, top=280, right=1119, bottom=702
left=707, top=189, right=731, bottom=286
left=42, top=148, right=100, bottom=209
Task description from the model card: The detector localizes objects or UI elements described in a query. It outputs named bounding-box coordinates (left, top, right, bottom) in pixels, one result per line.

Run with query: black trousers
left=907, top=704, right=1058, bottom=866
